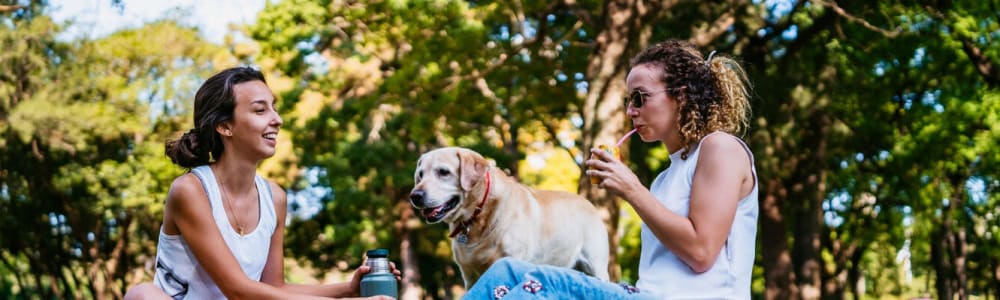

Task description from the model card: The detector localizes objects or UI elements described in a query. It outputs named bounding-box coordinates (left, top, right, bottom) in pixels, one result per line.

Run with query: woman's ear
left=216, top=122, right=233, bottom=137
left=675, top=86, right=689, bottom=105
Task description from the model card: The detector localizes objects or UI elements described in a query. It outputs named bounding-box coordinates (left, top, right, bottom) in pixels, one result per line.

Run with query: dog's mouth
left=422, top=195, right=460, bottom=223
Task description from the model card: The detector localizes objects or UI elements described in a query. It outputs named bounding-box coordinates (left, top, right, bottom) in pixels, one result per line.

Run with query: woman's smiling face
left=223, top=80, right=283, bottom=161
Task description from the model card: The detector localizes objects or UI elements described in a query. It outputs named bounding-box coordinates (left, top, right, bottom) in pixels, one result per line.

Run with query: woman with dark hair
left=464, top=39, right=757, bottom=299
left=125, top=67, right=399, bottom=299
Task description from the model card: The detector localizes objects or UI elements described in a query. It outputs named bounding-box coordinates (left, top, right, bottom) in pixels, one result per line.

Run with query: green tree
left=1, top=3, right=234, bottom=298
left=4, top=0, right=999, bottom=299
left=732, top=1, right=1000, bottom=299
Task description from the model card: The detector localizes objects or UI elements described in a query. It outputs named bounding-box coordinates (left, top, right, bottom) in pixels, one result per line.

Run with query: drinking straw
left=616, top=128, right=638, bottom=147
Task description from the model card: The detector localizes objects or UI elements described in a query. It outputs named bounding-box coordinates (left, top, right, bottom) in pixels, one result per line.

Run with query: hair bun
left=165, top=129, right=207, bottom=168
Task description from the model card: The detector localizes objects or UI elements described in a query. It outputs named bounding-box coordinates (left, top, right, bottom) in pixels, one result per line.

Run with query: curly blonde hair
left=629, top=40, right=751, bottom=160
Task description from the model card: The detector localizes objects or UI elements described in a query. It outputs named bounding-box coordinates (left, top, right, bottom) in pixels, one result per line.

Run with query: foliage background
left=1, top=0, right=998, bottom=299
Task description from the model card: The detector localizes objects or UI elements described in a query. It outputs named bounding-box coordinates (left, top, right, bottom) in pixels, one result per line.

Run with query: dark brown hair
left=165, top=67, right=266, bottom=168
left=629, top=40, right=751, bottom=159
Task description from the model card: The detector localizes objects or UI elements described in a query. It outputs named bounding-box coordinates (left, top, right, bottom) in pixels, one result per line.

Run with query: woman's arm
left=260, top=181, right=370, bottom=297
left=588, top=134, right=752, bottom=273
left=167, top=175, right=330, bottom=300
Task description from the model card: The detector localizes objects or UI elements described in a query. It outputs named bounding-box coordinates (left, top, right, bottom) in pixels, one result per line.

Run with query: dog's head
left=409, top=147, right=489, bottom=223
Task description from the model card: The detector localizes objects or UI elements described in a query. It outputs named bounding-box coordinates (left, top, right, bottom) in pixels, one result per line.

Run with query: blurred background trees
left=1, top=0, right=997, bottom=299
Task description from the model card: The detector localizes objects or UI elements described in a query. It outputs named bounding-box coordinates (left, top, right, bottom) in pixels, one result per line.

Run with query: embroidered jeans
left=462, top=257, right=659, bottom=299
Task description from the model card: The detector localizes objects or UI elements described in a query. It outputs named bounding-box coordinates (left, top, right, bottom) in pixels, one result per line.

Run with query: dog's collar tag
left=456, top=222, right=471, bottom=244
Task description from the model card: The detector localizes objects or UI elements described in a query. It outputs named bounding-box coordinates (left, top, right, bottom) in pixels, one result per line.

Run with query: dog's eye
left=417, top=171, right=424, bottom=180
left=436, top=168, right=451, bottom=177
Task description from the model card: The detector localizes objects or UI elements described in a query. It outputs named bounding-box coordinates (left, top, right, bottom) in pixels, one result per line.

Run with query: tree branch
left=690, top=0, right=750, bottom=47
left=0, top=5, right=25, bottom=13
left=925, top=4, right=1000, bottom=87
left=690, top=11, right=735, bottom=47
left=560, top=0, right=596, bottom=27
left=813, top=0, right=901, bottom=38
left=960, top=37, right=1000, bottom=87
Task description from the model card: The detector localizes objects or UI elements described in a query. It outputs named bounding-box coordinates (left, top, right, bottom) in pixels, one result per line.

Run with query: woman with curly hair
left=464, top=39, right=757, bottom=299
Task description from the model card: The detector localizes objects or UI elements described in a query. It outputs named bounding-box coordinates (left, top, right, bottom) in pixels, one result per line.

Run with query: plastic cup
left=589, top=144, right=621, bottom=184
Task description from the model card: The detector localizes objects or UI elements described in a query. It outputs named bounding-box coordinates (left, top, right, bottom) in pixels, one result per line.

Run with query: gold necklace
left=217, top=181, right=245, bottom=235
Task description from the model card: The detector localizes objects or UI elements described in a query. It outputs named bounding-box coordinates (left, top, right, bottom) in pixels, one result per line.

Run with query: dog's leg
left=579, top=251, right=610, bottom=281
left=457, top=262, right=476, bottom=289
left=580, top=225, right=611, bottom=281
left=572, top=256, right=596, bottom=276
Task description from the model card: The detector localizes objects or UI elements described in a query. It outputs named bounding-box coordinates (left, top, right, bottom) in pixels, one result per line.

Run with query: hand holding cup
left=588, top=128, right=637, bottom=185
left=589, top=144, right=621, bottom=184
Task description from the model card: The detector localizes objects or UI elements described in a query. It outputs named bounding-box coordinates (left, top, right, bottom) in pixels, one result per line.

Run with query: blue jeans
left=462, top=257, right=658, bottom=299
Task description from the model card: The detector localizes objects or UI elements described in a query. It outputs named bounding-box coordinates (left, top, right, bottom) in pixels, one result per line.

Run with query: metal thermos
left=360, top=249, right=398, bottom=298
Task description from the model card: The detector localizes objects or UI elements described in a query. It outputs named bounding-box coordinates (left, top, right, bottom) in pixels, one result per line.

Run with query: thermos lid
left=366, top=248, right=389, bottom=258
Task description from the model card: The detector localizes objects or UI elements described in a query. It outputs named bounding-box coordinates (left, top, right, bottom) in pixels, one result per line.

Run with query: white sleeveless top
left=636, top=132, right=759, bottom=299
left=153, top=165, right=277, bottom=299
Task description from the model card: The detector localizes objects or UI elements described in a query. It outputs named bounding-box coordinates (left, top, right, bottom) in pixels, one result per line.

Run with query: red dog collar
left=450, top=170, right=491, bottom=238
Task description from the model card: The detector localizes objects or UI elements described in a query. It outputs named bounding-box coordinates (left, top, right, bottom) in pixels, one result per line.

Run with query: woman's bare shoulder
left=699, top=133, right=749, bottom=158
left=168, top=173, right=204, bottom=198
left=265, top=179, right=287, bottom=207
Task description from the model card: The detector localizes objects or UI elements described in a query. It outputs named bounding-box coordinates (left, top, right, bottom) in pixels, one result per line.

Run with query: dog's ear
left=458, top=149, right=487, bottom=191
left=414, top=155, right=424, bottom=182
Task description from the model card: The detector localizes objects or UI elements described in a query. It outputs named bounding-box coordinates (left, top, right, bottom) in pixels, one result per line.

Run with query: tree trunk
left=759, top=168, right=796, bottom=300
left=794, top=114, right=830, bottom=300
left=793, top=202, right=823, bottom=300
left=579, top=0, right=666, bottom=282
left=932, top=214, right=954, bottom=300
left=948, top=187, right=968, bottom=300
left=820, top=267, right=846, bottom=300
left=501, top=92, right=520, bottom=178
left=820, top=235, right=856, bottom=300
left=848, top=245, right=864, bottom=300
left=952, top=228, right=968, bottom=300
left=99, top=215, right=130, bottom=300
left=932, top=176, right=971, bottom=300
left=396, top=200, right=422, bottom=300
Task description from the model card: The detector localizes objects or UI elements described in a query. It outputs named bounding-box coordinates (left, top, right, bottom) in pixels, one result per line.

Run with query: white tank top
left=636, top=132, right=759, bottom=299
left=153, top=165, right=277, bottom=299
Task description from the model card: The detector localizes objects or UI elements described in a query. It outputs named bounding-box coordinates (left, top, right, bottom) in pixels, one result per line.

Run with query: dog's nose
left=409, top=190, right=425, bottom=206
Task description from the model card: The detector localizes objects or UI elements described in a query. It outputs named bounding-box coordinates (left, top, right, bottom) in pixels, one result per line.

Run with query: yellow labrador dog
left=409, top=147, right=610, bottom=288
